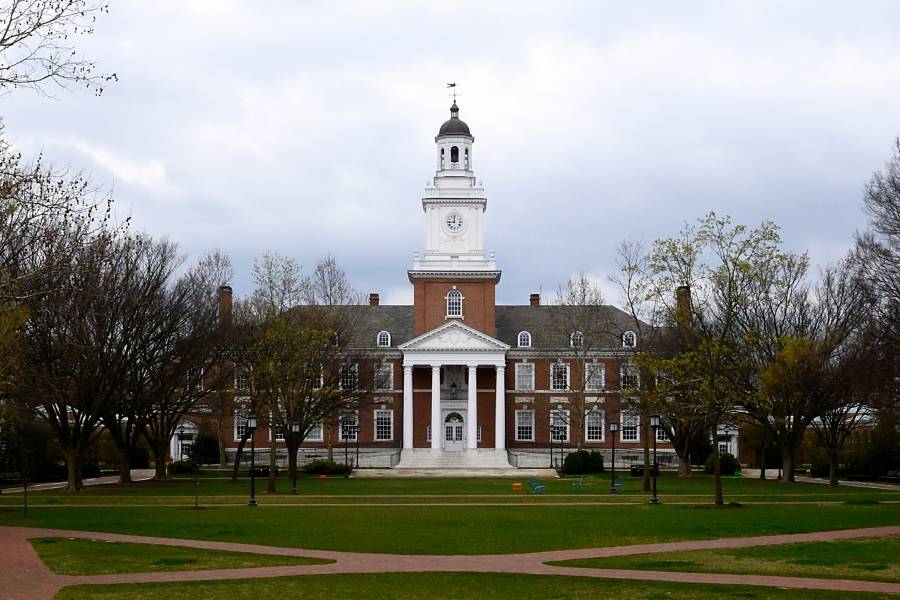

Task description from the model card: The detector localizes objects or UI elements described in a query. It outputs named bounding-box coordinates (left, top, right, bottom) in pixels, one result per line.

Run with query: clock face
left=446, top=211, right=464, bottom=232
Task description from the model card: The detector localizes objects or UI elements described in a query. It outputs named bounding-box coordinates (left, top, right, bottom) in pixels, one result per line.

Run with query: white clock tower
left=410, top=102, right=499, bottom=277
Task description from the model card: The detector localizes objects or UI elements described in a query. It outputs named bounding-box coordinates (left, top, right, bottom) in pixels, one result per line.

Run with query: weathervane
left=446, top=81, right=461, bottom=103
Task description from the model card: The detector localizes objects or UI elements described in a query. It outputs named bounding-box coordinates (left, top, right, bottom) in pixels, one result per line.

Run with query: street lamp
left=247, top=412, right=258, bottom=507
left=608, top=421, right=619, bottom=493
left=291, top=421, right=300, bottom=495
left=649, top=414, right=660, bottom=504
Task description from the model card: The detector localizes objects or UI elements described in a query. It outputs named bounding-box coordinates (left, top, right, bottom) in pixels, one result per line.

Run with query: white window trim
left=376, top=330, right=392, bottom=347
left=340, top=363, right=359, bottom=391
left=515, top=409, right=535, bottom=442
left=621, top=411, right=640, bottom=443
left=551, top=363, right=570, bottom=391
left=445, top=288, right=464, bottom=318
left=374, top=362, right=394, bottom=391
left=268, top=412, right=285, bottom=442
left=585, top=410, right=605, bottom=442
left=623, top=330, right=637, bottom=348
left=517, top=331, right=532, bottom=348
left=570, top=331, right=584, bottom=348
left=620, top=364, right=640, bottom=389
left=515, top=362, right=535, bottom=391
left=233, top=397, right=251, bottom=441
left=374, top=409, right=394, bottom=441
left=306, top=422, right=324, bottom=442
left=339, top=412, right=358, bottom=442
left=585, top=362, right=605, bottom=391
left=656, top=425, right=669, bottom=442
left=550, top=409, right=570, bottom=442
left=234, top=365, right=250, bottom=392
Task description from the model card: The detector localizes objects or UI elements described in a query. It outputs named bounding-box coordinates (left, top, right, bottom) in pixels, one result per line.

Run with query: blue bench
left=526, top=478, right=545, bottom=494
left=610, top=475, right=624, bottom=493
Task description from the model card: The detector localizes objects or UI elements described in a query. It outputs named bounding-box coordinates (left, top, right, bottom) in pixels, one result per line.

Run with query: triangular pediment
left=399, top=321, right=510, bottom=352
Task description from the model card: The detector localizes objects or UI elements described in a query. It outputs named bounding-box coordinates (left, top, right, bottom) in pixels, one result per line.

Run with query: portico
left=396, top=321, right=511, bottom=468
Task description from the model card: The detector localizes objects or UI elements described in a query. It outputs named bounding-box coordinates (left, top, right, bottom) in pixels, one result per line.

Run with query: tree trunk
left=829, top=453, right=839, bottom=487
left=118, top=451, right=132, bottom=485
left=676, top=451, right=692, bottom=478
left=63, top=449, right=83, bottom=492
left=266, top=443, right=277, bottom=493
left=288, top=442, right=298, bottom=486
left=713, top=446, right=724, bottom=506
left=152, top=442, right=168, bottom=480
left=782, top=449, right=795, bottom=482
left=758, top=445, right=767, bottom=480
left=231, top=434, right=249, bottom=482
left=217, top=423, right=228, bottom=467
left=641, top=418, right=651, bottom=493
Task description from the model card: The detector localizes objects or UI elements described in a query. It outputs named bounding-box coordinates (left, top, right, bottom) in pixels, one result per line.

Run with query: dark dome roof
left=437, top=102, right=471, bottom=137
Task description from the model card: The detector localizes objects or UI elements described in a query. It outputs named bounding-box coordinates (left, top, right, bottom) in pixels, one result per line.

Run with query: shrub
left=563, top=450, right=604, bottom=475
left=189, top=434, right=220, bottom=465
left=168, top=460, right=197, bottom=475
left=705, top=452, right=740, bottom=476
left=300, top=460, right=350, bottom=476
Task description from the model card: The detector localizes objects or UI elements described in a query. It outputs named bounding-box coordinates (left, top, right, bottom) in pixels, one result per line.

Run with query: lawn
left=53, top=572, right=898, bottom=600
left=549, top=535, right=900, bottom=583
left=30, top=537, right=332, bottom=575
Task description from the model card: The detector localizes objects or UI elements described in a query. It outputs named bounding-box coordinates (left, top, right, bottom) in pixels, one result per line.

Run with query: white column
left=495, top=365, right=506, bottom=449
left=467, top=364, right=478, bottom=449
left=402, top=365, right=413, bottom=449
left=431, top=365, right=441, bottom=451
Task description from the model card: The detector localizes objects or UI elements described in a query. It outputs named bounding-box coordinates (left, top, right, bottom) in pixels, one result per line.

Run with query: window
left=621, top=364, right=640, bottom=389
left=570, top=331, right=584, bottom=348
left=551, top=363, right=569, bottom=390
left=718, top=440, right=730, bottom=455
left=516, top=410, right=534, bottom=442
left=517, top=331, right=532, bottom=348
left=234, top=366, right=249, bottom=391
left=374, top=410, right=393, bottom=441
left=622, top=331, right=637, bottom=348
left=306, top=422, right=324, bottom=442
left=374, top=362, right=393, bottom=390
left=585, top=363, right=605, bottom=390
left=186, top=368, right=204, bottom=391
left=269, top=414, right=284, bottom=442
left=656, top=425, right=669, bottom=442
left=376, top=331, right=391, bottom=347
left=621, top=411, right=640, bottom=442
left=340, top=413, right=358, bottom=441
left=233, top=398, right=251, bottom=440
left=585, top=411, right=605, bottom=442
left=450, top=145, right=459, bottom=162
left=550, top=409, right=570, bottom=442
left=341, top=363, right=359, bottom=390
left=308, top=368, right=324, bottom=390
left=515, top=363, right=535, bottom=391
left=446, top=288, right=463, bottom=317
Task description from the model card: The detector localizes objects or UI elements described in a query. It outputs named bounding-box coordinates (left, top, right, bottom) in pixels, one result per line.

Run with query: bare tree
left=0, top=0, right=116, bottom=96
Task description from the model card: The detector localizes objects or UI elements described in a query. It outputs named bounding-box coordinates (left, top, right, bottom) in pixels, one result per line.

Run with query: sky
left=5, top=1, right=900, bottom=306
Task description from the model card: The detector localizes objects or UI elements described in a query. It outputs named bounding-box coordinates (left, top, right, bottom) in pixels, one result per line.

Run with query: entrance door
left=443, top=412, right=465, bottom=451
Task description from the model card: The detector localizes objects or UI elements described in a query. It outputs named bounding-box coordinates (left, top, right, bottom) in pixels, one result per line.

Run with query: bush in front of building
left=300, top=460, right=351, bottom=476
left=705, top=452, right=740, bottom=476
left=563, top=450, right=604, bottom=475
left=168, top=460, right=197, bottom=475
left=189, top=434, right=220, bottom=465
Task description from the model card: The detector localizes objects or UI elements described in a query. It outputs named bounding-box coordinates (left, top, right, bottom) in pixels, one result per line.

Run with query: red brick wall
left=412, top=277, right=497, bottom=336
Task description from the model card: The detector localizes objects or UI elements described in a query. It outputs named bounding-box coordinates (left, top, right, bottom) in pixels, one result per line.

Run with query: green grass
left=30, top=537, right=332, bottom=576
left=3, top=502, right=898, bottom=555
left=549, top=535, right=900, bottom=583
left=53, top=572, right=898, bottom=599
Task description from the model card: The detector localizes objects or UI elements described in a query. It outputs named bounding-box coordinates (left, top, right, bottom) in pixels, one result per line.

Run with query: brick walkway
left=2, top=525, right=899, bottom=599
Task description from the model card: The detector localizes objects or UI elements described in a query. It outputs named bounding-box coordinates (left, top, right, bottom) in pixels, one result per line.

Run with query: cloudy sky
left=5, top=1, right=900, bottom=305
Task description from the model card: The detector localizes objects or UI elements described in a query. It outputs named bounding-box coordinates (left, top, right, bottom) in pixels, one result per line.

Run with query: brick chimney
left=217, top=285, right=233, bottom=328
left=675, top=285, right=691, bottom=333
left=369, top=293, right=380, bottom=306
left=529, top=293, right=540, bottom=307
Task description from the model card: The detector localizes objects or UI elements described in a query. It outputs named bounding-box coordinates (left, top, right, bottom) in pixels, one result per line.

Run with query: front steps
left=395, top=448, right=512, bottom=469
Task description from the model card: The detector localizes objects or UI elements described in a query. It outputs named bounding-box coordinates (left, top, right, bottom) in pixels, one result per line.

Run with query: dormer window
left=446, top=288, right=463, bottom=317
left=622, top=331, right=637, bottom=348
left=570, top=331, right=584, bottom=348
left=517, top=331, right=532, bottom=348
left=376, top=331, right=391, bottom=347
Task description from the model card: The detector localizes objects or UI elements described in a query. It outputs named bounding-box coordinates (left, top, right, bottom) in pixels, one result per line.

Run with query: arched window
left=376, top=331, right=391, bottom=347
left=450, top=146, right=459, bottom=163
left=570, top=331, right=584, bottom=348
left=517, top=331, right=532, bottom=348
left=622, top=331, right=637, bottom=348
left=446, top=288, right=463, bottom=317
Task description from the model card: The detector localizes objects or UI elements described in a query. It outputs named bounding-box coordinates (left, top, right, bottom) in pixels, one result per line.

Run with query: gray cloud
left=4, top=0, right=900, bottom=305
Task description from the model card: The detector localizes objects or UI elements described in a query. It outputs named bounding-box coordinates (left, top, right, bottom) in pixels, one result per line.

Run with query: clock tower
left=410, top=102, right=501, bottom=336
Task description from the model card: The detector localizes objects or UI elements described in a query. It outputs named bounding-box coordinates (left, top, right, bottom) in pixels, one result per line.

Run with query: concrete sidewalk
left=1, top=469, right=155, bottom=494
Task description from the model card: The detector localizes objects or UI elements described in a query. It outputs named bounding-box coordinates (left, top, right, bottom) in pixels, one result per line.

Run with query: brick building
left=177, top=102, right=701, bottom=470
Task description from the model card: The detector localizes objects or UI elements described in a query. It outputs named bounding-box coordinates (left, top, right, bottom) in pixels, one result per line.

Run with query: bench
left=526, top=478, right=545, bottom=494
left=570, top=477, right=594, bottom=492
left=610, top=475, right=624, bottom=493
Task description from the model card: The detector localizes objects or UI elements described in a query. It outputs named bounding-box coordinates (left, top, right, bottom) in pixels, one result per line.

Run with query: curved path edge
left=2, top=525, right=899, bottom=599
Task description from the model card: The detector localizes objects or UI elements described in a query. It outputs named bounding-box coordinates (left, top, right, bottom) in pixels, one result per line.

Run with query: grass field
left=30, top=537, right=331, bottom=576
left=549, top=534, right=900, bottom=583
left=52, top=572, right=899, bottom=600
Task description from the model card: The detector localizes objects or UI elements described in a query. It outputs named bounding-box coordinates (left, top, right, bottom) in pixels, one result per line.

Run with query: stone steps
left=395, top=449, right=513, bottom=469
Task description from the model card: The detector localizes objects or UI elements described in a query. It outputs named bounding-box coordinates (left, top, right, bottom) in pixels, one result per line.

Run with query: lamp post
left=248, top=412, right=258, bottom=507
left=650, top=414, right=660, bottom=504
left=291, top=421, right=300, bottom=495
left=609, top=421, right=618, bottom=492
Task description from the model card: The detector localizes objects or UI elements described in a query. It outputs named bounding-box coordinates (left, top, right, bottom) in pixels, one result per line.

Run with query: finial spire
left=446, top=81, right=459, bottom=103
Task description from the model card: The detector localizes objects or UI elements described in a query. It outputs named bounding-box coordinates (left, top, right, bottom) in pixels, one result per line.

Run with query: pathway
left=1, top=525, right=899, bottom=599
left=1, top=470, right=155, bottom=495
